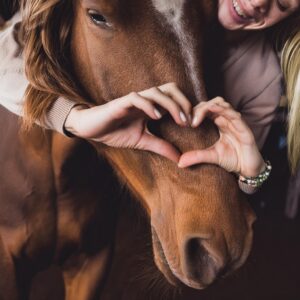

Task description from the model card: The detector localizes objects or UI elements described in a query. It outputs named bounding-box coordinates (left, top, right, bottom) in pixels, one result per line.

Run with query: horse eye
left=88, top=10, right=112, bottom=27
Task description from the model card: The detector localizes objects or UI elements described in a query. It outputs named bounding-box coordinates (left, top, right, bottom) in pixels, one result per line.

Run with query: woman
left=178, top=0, right=300, bottom=174
left=281, top=20, right=300, bottom=172
left=279, top=18, right=300, bottom=217
left=1, top=0, right=299, bottom=193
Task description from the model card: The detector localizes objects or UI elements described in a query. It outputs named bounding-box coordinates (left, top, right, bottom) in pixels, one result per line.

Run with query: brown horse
left=0, top=0, right=255, bottom=299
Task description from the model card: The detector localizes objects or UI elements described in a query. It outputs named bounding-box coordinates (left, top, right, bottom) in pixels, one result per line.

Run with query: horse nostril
left=184, top=238, right=220, bottom=286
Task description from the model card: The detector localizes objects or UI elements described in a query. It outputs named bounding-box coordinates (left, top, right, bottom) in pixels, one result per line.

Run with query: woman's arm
left=0, top=17, right=193, bottom=162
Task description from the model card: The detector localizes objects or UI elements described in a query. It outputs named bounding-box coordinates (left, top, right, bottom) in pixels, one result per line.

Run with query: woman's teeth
left=232, top=0, right=248, bottom=19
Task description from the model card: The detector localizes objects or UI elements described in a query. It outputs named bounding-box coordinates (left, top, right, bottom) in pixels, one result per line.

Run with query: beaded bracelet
left=238, top=160, right=272, bottom=188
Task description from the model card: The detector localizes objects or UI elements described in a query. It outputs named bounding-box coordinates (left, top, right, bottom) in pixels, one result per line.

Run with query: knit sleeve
left=42, top=98, right=80, bottom=136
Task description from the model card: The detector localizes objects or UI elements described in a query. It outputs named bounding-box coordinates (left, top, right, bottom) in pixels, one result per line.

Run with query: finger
left=178, top=147, right=219, bottom=168
left=214, top=115, right=228, bottom=128
left=209, top=104, right=242, bottom=121
left=192, top=104, right=240, bottom=128
left=210, top=97, right=231, bottom=108
left=191, top=101, right=216, bottom=127
left=214, top=115, right=255, bottom=145
left=191, top=98, right=232, bottom=127
left=210, top=105, right=255, bottom=138
left=139, top=87, right=189, bottom=126
left=122, top=92, right=163, bottom=120
left=138, top=131, right=181, bottom=163
left=158, top=82, right=192, bottom=121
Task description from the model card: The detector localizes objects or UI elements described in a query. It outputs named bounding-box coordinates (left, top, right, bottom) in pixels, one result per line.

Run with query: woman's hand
left=65, top=83, right=192, bottom=163
left=178, top=97, right=266, bottom=177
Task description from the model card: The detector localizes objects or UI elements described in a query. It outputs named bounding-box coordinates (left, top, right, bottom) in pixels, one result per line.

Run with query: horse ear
left=0, top=0, right=19, bottom=20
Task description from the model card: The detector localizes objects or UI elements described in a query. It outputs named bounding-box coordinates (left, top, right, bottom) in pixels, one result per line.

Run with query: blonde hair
left=281, top=18, right=300, bottom=172
left=21, top=0, right=85, bottom=129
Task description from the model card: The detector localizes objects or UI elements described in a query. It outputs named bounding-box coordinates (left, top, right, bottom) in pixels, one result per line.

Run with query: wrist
left=64, top=104, right=89, bottom=137
left=240, top=157, right=266, bottom=178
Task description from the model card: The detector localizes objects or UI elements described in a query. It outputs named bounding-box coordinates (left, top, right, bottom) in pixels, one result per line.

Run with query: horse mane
left=21, top=0, right=86, bottom=130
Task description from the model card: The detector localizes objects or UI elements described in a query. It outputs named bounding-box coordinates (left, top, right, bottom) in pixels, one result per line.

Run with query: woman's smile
left=230, top=0, right=255, bottom=24
left=218, top=0, right=300, bottom=30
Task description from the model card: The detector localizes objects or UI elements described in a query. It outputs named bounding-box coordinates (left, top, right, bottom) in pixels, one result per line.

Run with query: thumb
left=178, top=147, right=219, bottom=168
left=137, top=131, right=181, bottom=163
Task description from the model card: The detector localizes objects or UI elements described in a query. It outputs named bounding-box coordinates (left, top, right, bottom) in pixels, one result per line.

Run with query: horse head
left=23, top=0, right=256, bottom=289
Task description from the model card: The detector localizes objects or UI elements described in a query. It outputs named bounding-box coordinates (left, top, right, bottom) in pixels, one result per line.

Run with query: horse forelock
left=151, top=0, right=204, bottom=102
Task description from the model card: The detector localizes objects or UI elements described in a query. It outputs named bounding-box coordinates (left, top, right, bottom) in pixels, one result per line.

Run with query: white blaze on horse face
left=152, top=0, right=204, bottom=102
left=152, top=0, right=185, bottom=21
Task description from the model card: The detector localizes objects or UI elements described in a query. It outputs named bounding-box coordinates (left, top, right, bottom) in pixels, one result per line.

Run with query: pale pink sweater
left=0, top=16, right=282, bottom=149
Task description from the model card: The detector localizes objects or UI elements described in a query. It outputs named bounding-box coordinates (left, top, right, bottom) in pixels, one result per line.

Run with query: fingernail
left=180, top=111, right=187, bottom=123
left=178, top=161, right=187, bottom=168
left=192, top=116, right=199, bottom=127
left=154, top=109, right=162, bottom=119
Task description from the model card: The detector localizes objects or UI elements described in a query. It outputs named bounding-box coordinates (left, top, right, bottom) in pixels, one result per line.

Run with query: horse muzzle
left=151, top=224, right=254, bottom=290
